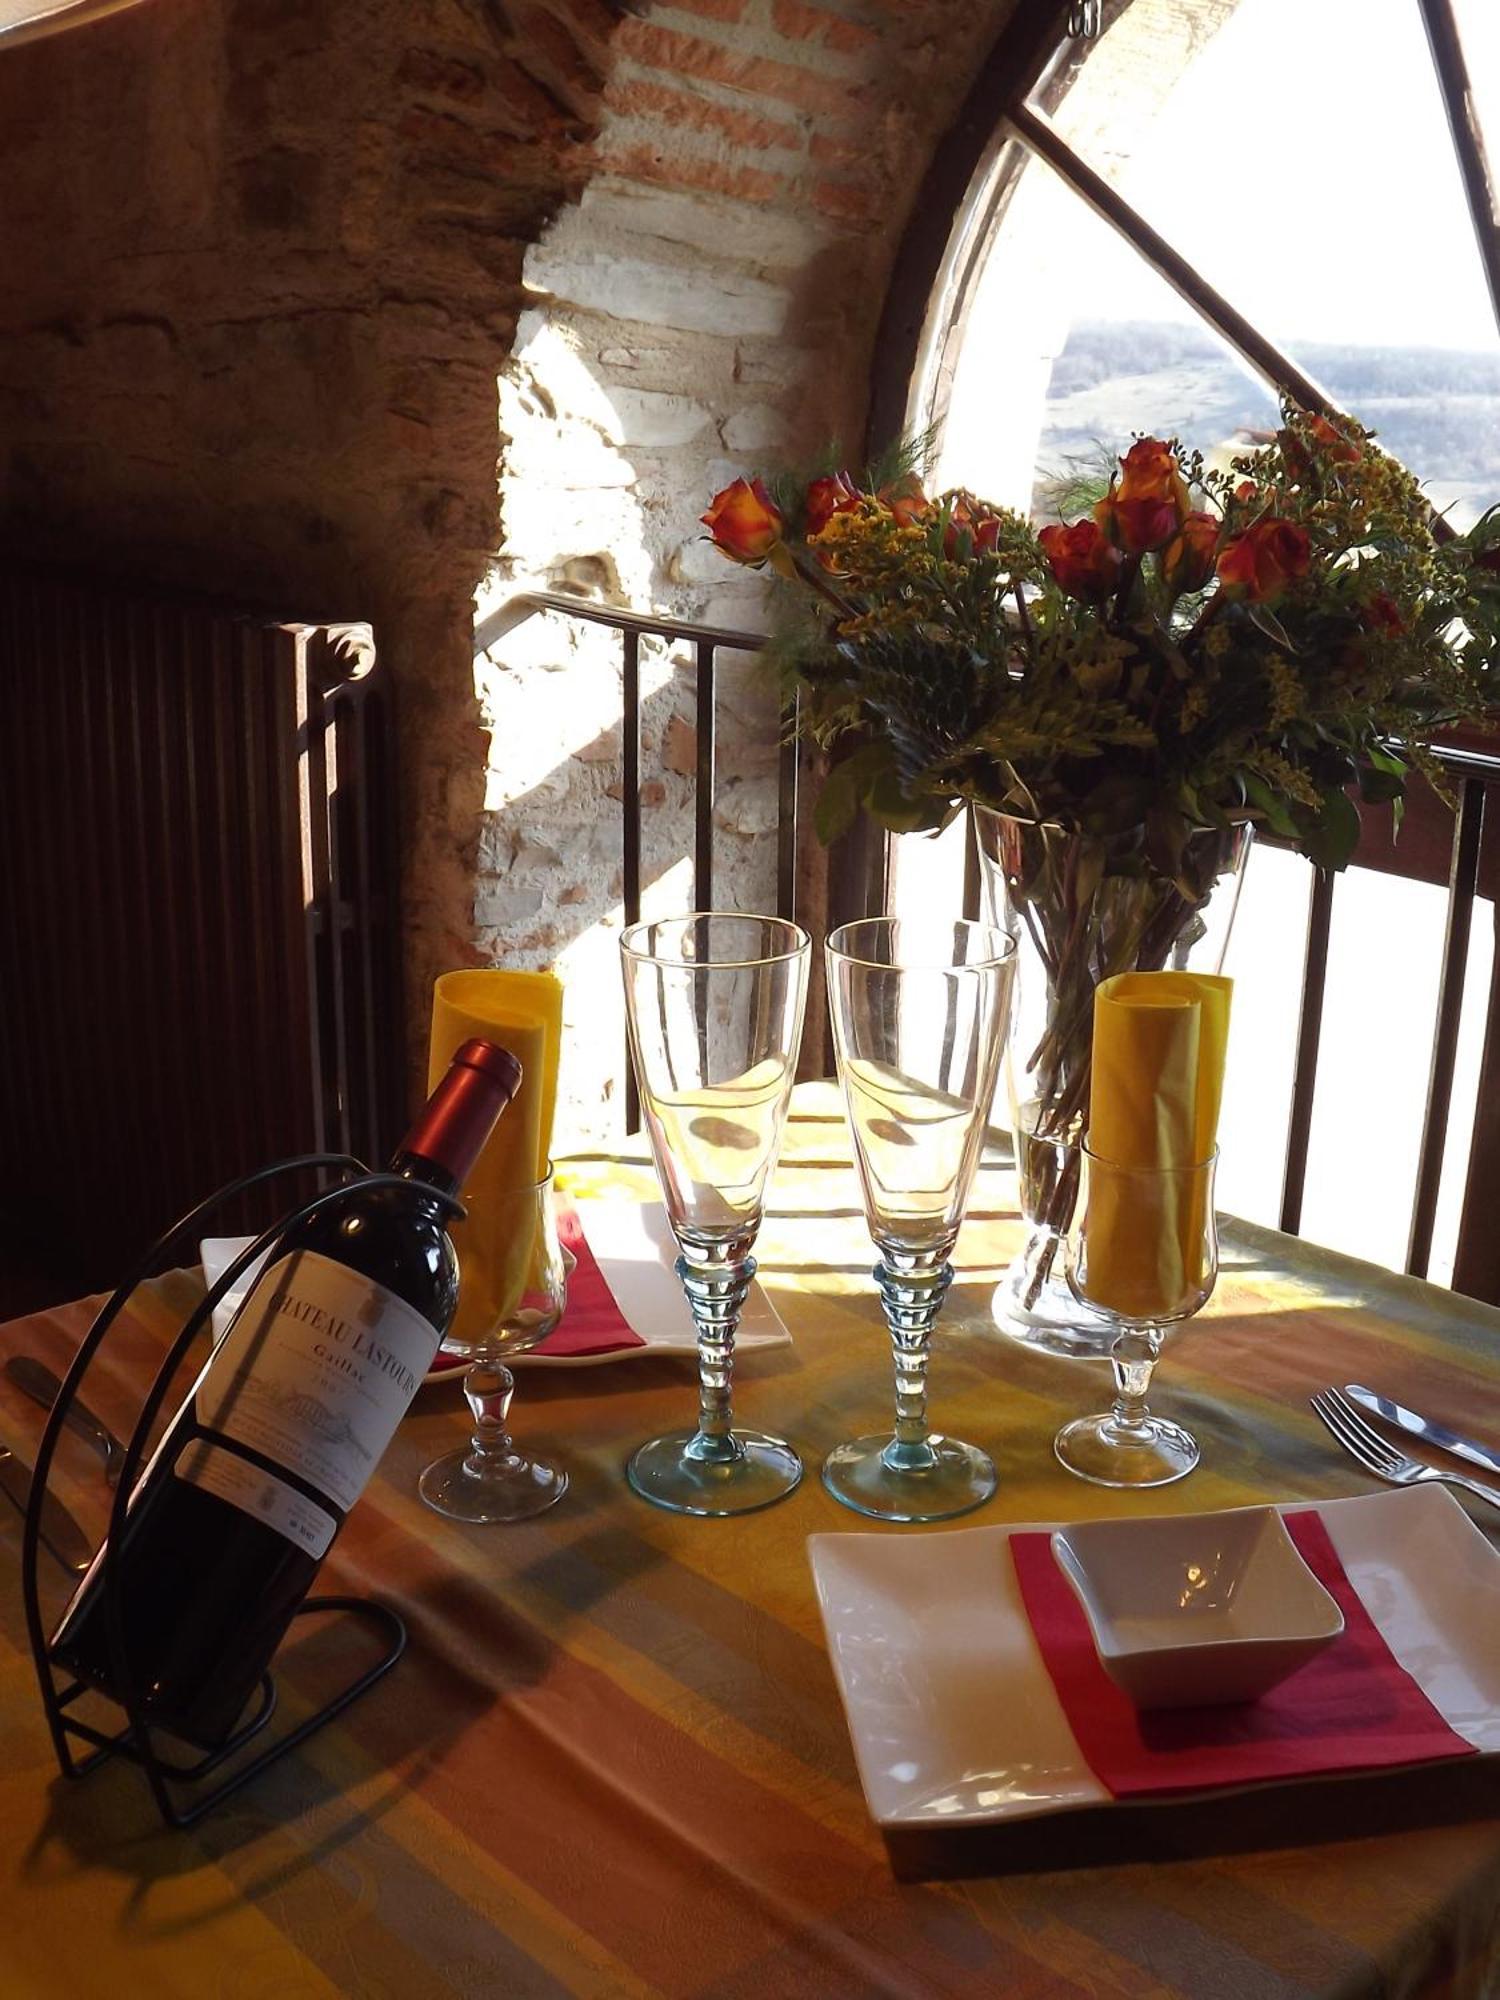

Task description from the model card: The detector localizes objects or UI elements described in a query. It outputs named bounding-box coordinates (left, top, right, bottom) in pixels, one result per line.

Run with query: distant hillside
left=1036, top=320, right=1500, bottom=525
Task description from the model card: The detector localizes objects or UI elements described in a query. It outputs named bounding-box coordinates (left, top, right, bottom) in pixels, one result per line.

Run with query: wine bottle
left=50, top=1037, right=522, bottom=1750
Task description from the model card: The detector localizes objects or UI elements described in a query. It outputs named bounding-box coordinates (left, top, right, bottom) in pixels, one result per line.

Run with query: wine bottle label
left=194, top=1249, right=440, bottom=1515
left=174, top=1440, right=338, bottom=1558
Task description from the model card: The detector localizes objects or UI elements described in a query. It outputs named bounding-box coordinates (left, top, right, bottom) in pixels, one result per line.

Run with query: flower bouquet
left=702, top=413, right=1500, bottom=1349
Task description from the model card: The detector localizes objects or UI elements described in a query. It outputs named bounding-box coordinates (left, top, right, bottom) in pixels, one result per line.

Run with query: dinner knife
left=0, top=1440, right=93, bottom=1574
left=1345, top=1382, right=1500, bottom=1480
left=4, top=1354, right=124, bottom=1483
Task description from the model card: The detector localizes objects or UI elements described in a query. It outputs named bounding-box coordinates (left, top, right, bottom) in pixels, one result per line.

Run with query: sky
left=1063, top=0, right=1500, bottom=354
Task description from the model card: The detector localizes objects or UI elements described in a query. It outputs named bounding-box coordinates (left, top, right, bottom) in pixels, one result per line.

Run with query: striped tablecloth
left=2, top=1083, right=1499, bottom=2000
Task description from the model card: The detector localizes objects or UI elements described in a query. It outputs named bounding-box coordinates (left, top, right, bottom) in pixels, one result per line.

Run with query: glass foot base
left=822, top=1433, right=997, bottom=1523
left=991, top=1262, right=1114, bottom=1361
left=627, top=1429, right=802, bottom=1517
left=1053, top=1413, right=1199, bottom=1488
left=420, top=1447, right=569, bottom=1523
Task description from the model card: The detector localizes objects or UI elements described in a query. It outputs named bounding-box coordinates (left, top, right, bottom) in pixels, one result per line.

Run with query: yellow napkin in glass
left=1085, top=971, right=1231, bottom=1318
left=428, top=968, right=564, bottom=1346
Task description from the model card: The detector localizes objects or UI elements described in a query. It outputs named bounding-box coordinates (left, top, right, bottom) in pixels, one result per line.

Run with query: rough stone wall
left=0, top=0, right=613, bottom=1082
left=0, top=0, right=1019, bottom=1140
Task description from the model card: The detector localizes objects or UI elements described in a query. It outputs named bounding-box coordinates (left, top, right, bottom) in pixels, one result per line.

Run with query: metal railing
left=479, top=592, right=799, bottom=1131
left=480, top=593, right=1500, bottom=1299
left=1279, top=746, right=1500, bottom=1299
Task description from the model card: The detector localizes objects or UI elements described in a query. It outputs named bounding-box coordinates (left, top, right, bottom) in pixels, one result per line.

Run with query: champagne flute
left=420, top=1171, right=570, bottom=1521
left=619, top=912, right=810, bottom=1517
left=1057, top=1148, right=1219, bottom=1487
left=823, top=917, right=1016, bottom=1522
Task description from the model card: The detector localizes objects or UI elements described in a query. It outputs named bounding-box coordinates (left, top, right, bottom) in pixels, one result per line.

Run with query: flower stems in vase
left=983, top=809, right=1250, bottom=1340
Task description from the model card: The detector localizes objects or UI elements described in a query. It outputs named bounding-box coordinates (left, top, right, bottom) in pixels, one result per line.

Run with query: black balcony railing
left=1278, top=746, right=1500, bottom=1300
left=478, top=592, right=798, bottom=1132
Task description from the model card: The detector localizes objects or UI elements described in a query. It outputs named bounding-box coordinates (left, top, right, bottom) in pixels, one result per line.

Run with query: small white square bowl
left=1050, top=1506, right=1345, bottom=1710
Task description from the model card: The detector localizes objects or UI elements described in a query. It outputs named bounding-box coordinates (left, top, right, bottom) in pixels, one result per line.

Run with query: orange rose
left=942, top=490, right=1005, bottom=558
left=702, top=477, right=785, bottom=565
left=1307, top=414, right=1362, bottom=464
left=804, top=471, right=862, bottom=537
left=1038, top=519, right=1124, bottom=600
left=878, top=472, right=931, bottom=528
left=1094, top=437, right=1190, bottom=553
left=1279, top=413, right=1362, bottom=482
left=1361, top=590, right=1405, bottom=634
left=1215, top=517, right=1311, bottom=602
left=1160, top=511, right=1219, bottom=596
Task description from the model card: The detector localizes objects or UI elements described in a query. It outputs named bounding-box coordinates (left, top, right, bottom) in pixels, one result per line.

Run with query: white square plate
left=807, top=1486, right=1500, bottom=1828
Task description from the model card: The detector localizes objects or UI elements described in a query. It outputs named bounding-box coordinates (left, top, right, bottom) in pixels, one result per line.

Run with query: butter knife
left=1345, top=1383, right=1500, bottom=1480
left=0, top=1440, right=93, bottom=1574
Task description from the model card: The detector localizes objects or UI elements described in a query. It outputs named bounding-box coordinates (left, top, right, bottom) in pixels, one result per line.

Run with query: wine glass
left=823, top=917, right=1016, bottom=1523
left=619, top=912, right=810, bottom=1517
left=1056, top=1147, right=1219, bottom=1487
left=420, top=1170, right=570, bottom=1522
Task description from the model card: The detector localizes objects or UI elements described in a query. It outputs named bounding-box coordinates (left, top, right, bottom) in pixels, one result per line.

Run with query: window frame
left=867, top=0, right=1500, bottom=473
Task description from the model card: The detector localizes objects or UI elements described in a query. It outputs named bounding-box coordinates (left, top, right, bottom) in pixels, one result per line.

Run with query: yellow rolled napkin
left=428, top=967, right=564, bottom=1346
left=1085, top=971, right=1232, bottom=1319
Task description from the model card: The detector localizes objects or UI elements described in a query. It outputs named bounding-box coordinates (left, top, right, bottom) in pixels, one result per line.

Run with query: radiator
left=0, top=566, right=402, bottom=1285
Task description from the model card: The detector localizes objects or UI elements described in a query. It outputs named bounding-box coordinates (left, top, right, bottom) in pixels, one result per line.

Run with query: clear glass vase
left=973, top=804, right=1249, bottom=1359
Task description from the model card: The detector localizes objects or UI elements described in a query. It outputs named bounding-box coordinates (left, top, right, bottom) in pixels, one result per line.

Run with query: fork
left=1310, top=1387, right=1500, bottom=1513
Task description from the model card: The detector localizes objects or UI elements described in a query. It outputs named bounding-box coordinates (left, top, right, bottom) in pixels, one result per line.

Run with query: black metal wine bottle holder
left=20, top=1154, right=464, bottom=1830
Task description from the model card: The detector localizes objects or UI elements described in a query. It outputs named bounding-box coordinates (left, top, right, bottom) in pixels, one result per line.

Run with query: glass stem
left=677, top=1249, right=753, bottom=1465
left=1108, top=1325, right=1162, bottom=1438
left=464, top=1360, right=517, bottom=1474
left=874, top=1251, right=952, bottom=1473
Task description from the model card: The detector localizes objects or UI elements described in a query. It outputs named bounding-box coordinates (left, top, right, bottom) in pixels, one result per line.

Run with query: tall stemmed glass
left=824, top=918, right=1016, bottom=1523
left=620, top=912, right=810, bottom=1516
left=1058, top=1148, right=1219, bottom=1487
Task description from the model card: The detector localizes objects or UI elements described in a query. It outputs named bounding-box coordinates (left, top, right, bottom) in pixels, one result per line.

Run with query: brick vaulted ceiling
left=0, top=0, right=1023, bottom=1102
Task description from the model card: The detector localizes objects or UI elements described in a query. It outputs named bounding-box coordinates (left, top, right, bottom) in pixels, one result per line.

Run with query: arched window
left=895, top=0, right=1498, bottom=519
left=882, top=0, right=1500, bottom=1286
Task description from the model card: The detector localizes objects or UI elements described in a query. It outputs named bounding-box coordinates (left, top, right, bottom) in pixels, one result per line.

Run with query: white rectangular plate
left=523, top=1199, right=788, bottom=1369
left=201, top=1201, right=790, bottom=1377
left=807, top=1486, right=1500, bottom=1829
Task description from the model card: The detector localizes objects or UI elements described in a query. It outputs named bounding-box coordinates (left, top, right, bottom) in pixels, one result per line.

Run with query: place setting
left=7, top=896, right=1500, bottom=1858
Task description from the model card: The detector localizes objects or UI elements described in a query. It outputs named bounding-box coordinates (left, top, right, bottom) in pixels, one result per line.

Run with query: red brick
left=614, top=18, right=864, bottom=121
left=770, top=0, right=826, bottom=40
left=595, top=140, right=791, bottom=206
left=770, top=0, right=878, bottom=53
left=609, top=76, right=802, bottom=153
left=823, top=14, right=877, bottom=53
left=810, top=130, right=862, bottom=170
left=811, top=173, right=885, bottom=224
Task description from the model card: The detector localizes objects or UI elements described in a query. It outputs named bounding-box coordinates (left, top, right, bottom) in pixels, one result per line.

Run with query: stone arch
left=0, top=0, right=1022, bottom=1130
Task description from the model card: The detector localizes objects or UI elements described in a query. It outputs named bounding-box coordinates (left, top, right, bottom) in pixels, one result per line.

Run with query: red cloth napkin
left=542, top=1206, right=649, bottom=1357
left=429, top=1205, right=647, bottom=1370
left=1010, top=1511, right=1476, bottom=1797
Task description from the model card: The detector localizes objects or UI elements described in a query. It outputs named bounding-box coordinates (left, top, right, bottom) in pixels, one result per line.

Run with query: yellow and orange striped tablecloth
left=2, top=1083, right=1499, bottom=1999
